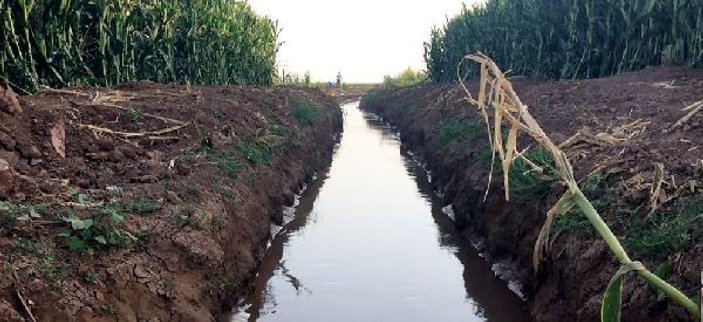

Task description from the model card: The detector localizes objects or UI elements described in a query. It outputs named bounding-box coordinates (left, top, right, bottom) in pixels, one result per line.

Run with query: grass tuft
left=241, top=142, right=272, bottom=166
left=436, top=118, right=483, bottom=146
left=509, top=148, right=557, bottom=201
left=292, top=101, right=323, bottom=126
left=207, top=152, right=243, bottom=179
left=625, top=195, right=703, bottom=260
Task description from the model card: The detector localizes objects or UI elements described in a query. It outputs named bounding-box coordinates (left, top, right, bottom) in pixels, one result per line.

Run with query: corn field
left=0, top=0, right=279, bottom=92
left=425, top=0, right=703, bottom=83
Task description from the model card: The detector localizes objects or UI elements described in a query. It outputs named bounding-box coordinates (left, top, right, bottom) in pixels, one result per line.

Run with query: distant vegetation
left=382, top=67, right=427, bottom=88
left=425, top=0, right=703, bottom=83
left=0, top=0, right=279, bottom=92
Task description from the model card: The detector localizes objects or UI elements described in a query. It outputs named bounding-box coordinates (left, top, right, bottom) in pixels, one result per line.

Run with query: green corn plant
left=461, top=53, right=701, bottom=322
left=0, top=0, right=279, bottom=91
left=426, top=0, right=703, bottom=83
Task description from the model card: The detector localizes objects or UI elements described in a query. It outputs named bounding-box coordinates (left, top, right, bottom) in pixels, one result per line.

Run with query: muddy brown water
left=230, top=101, right=529, bottom=322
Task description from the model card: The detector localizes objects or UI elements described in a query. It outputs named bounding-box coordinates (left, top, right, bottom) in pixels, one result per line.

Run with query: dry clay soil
left=361, top=65, right=703, bottom=322
left=0, top=83, right=342, bottom=321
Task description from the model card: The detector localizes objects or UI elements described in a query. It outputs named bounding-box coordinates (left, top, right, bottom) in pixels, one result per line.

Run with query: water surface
left=236, top=100, right=529, bottom=322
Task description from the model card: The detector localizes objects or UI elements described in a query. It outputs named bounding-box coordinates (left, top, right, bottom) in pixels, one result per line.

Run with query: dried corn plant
left=458, top=52, right=701, bottom=321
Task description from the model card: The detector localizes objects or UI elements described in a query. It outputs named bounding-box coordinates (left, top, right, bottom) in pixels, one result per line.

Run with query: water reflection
left=401, top=151, right=530, bottom=322
left=236, top=101, right=530, bottom=322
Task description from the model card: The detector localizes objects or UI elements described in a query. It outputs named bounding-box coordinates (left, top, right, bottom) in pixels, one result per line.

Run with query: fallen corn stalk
left=673, top=99, right=703, bottom=128
left=78, top=123, right=190, bottom=138
left=458, top=52, right=701, bottom=321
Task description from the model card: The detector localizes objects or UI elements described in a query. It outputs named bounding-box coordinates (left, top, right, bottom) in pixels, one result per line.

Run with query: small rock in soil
left=0, top=86, right=21, bottom=115
left=0, top=131, right=16, bottom=150
left=18, top=144, right=41, bottom=159
left=0, top=150, right=20, bottom=166
left=50, top=121, right=66, bottom=158
left=0, top=158, right=14, bottom=198
left=133, top=265, right=152, bottom=279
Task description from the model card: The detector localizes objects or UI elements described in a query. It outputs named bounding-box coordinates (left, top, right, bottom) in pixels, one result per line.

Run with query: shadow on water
left=243, top=167, right=334, bottom=321
left=399, top=146, right=530, bottom=322
left=232, top=101, right=530, bottom=322
left=367, top=111, right=530, bottom=322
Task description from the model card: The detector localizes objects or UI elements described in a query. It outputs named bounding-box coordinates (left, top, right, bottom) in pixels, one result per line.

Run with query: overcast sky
left=248, top=0, right=482, bottom=84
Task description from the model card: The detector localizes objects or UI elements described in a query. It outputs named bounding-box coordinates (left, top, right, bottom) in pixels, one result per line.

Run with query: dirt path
left=0, top=83, right=342, bottom=321
left=361, top=65, right=703, bottom=322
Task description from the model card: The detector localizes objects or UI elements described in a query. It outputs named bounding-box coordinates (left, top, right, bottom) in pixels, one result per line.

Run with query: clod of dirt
left=18, top=144, right=41, bottom=160
left=0, top=158, right=14, bottom=198
left=0, top=298, right=24, bottom=322
left=0, top=131, right=15, bottom=150
left=0, top=86, right=21, bottom=115
left=133, top=265, right=152, bottom=279
left=50, top=121, right=66, bottom=158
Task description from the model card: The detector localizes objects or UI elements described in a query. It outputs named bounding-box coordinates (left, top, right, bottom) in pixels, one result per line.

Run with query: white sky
left=248, top=0, right=482, bottom=84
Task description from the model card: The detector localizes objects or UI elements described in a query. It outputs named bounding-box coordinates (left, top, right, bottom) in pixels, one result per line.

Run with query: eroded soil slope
left=0, top=83, right=342, bottom=321
left=361, top=66, right=703, bottom=322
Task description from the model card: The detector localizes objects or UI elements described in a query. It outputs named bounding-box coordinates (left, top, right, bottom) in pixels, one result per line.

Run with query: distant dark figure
left=336, top=72, right=342, bottom=88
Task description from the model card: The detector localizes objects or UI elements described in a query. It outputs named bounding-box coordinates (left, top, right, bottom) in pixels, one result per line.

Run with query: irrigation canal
left=231, top=100, right=529, bottom=322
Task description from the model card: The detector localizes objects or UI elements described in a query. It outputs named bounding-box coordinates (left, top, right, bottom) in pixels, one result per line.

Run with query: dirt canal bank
left=360, top=66, right=703, bottom=322
left=227, top=100, right=529, bottom=322
left=0, top=84, right=342, bottom=321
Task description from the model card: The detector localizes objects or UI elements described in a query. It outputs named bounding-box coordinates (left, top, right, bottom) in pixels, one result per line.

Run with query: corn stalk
left=427, top=0, right=703, bottom=83
left=0, top=0, right=279, bottom=92
left=459, top=52, right=701, bottom=321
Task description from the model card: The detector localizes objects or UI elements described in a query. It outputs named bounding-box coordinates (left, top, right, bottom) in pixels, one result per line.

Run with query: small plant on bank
left=83, top=271, right=101, bottom=284
left=625, top=195, right=703, bottom=260
left=508, top=148, right=557, bottom=202
left=59, top=204, right=135, bottom=256
left=102, top=304, right=118, bottom=317
left=436, top=118, right=483, bottom=146
left=0, top=201, right=42, bottom=231
left=207, top=152, right=243, bottom=179
left=126, top=108, right=145, bottom=124
left=39, top=250, right=72, bottom=289
left=552, top=175, right=615, bottom=238
left=122, top=199, right=161, bottom=215
left=382, top=67, right=427, bottom=88
left=292, top=100, right=323, bottom=126
left=241, top=141, right=272, bottom=166
left=269, top=124, right=289, bottom=137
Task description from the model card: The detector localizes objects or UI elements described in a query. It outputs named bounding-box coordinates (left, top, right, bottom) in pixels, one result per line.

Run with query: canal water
left=234, top=100, right=529, bottom=322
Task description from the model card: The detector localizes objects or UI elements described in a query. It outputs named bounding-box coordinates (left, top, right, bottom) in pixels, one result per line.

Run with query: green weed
left=292, top=103, right=323, bottom=126
left=60, top=204, right=134, bottom=256
left=241, top=142, right=272, bottom=166
left=207, top=152, right=242, bottom=179
left=126, top=108, right=145, bottom=123
left=40, top=251, right=72, bottom=288
left=436, top=118, right=483, bottom=146
left=0, top=202, right=43, bottom=231
left=211, top=106, right=223, bottom=120
left=625, top=195, right=703, bottom=260
left=382, top=67, right=427, bottom=88
left=123, top=200, right=161, bottom=215
left=552, top=176, right=615, bottom=238
left=509, top=148, right=557, bottom=202
left=214, top=181, right=237, bottom=201
left=13, top=238, right=40, bottom=254
left=83, top=271, right=101, bottom=284
left=270, top=124, right=304, bottom=147
left=269, top=124, right=290, bottom=137
left=102, top=304, right=118, bottom=317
